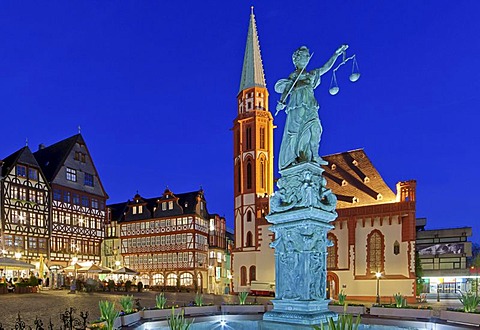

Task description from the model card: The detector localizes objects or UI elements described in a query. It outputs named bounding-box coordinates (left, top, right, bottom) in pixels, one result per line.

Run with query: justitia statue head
left=292, top=46, right=310, bottom=69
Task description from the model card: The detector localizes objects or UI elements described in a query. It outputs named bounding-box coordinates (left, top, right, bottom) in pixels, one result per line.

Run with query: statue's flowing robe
left=275, top=69, right=323, bottom=170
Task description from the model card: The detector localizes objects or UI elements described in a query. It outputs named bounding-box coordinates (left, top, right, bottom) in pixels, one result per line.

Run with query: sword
left=275, top=52, right=314, bottom=116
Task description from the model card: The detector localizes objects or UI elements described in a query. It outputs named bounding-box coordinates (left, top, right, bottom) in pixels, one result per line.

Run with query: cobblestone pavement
left=0, top=290, right=465, bottom=329
left=0, top=289, right=271, bottom=329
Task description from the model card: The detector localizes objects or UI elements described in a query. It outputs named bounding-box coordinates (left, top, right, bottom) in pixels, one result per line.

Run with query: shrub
left=29, top=275, right=39, bottom=287
left=99, top=300, right=119, bottom=330
left=168, top=307, right=193, bottom=330
left=459, top=291, right=480, bottom=313
left=194, top=293, right=203, bottom=307
left=238, top=291, right=249, bottom=305
left=119, top=295, right=135, bottom=314
left=156, top=292, right=167, bottom=309
left=393, top=293, right=407, bottom=308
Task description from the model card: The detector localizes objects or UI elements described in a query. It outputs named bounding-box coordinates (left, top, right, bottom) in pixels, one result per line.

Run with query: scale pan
left=329, top=86, right=339, bottom=95
left=349, top=73, right=360, bottom=82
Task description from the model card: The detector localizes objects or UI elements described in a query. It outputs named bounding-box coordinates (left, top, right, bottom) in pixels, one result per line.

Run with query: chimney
left=38, top=144, right=46, bottom=151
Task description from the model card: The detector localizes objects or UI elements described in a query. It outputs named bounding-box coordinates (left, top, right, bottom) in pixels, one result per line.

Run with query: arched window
left=166, top=273, right=177, bottom=286
left=246, top=210, right=252, bottom=222
left=393, top=241, right=400, bottom=255
left=327, top=233, right=338, bottom=269
left=236, top=164, right=241, bottom=193
left=367, top=230, right=385, bottom=273
left=180, top=272, right=193, bottom=286
left=240, top=266, right=247, bottom=286
left=246, top=231, right=253, bottom=247
left=260, top=159, right=265, bottom=189
left=249, top=266, right=256, bottom=282
left=246, top=162, right=252, bottom=189
left=152, top=273, right=164, bottom=286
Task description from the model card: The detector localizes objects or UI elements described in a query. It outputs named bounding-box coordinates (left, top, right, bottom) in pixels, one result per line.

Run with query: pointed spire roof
left=239, top=7, right=266, bottom=93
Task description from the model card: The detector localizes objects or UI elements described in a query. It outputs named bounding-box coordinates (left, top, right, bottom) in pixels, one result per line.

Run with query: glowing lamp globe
left=349, top=73, right=360, bottom=82
left=329, top=86, right=339, bottom=95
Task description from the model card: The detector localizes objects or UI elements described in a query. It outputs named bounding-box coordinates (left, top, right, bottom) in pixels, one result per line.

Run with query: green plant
left=168, top=307, right=193, bottom=330
left=338, top=291, right=347, bottom=305
left=156, top=292, right=167, bottom=309
left=119, top=295, right=135, bottom=314
left=99, top=300, right=119, bottom=330
left=393, top=293, right=407, bottom=308
left=29, top=275, right=39, bottom=287
left=313, top=312, right=361, bottom=330
left=238, top=291, right=249, bottom=305
left=459, top=291, right=480, bottom=313
left=194, top=293, right=203, bottom=306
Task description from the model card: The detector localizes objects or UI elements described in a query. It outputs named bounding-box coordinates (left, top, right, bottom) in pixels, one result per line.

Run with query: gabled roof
left=108, top=189, right=209, bottom=223
left=1, top=146, right=42, bottom=177
left=33, top=133, right=108, bottom=198
left=33, top=134, right=82, bottom=182
left=239, top=7, right=266, bottom=93
left=322, top=149, right=397, bottom=209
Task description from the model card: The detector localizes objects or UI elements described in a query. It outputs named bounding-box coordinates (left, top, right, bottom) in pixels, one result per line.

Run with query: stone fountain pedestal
left=263, top=162, right=338, bottom=326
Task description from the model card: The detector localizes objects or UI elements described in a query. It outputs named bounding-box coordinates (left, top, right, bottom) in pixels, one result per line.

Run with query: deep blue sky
left=1, top=1, right=479, bottom=240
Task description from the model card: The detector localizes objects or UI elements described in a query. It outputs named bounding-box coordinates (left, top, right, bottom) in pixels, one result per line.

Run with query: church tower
left=232, top=8, right=275, bottom=292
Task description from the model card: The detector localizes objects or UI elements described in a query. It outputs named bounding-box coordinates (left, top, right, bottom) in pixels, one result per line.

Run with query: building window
left=63, top=191, right=71, bottom=203
left=81, top=196, right=89, bottom=207
left=180, top=273, right=193, bottom=286
left=73, top=194, right=80, bottom=205
left=53, top=189, right=62, bottom=201
left=367, top=230, right=385, bottom=273
left=16, top=165, right=26, bottom=177
left=246, top=127, right=252, bottom=149
left=28, top=168, right=38, bottom=181
left=236, top=131, right=240, bottom=154
left=166, top=273, right=177, bottom=286
left=249, top=266, right=256, bottom=282
left=246, top=162, right=252, bottom=189
left=240, top=266, right=247, bottom=286
left=260, top=160, right=265, bottom=189
left=92, top=199, right=99, bottom=209
left=394, top=241, right=400, bottom=255
left=246, top=231, right=253, bottom=247
left=327, top=233, right=338, bottom=269
left=66, top=168, right=77, bottom=182
left=84, top=173, right=94, bottom=187
left=162, top=202, right=166, bottom=211
left=247, top=211, right=252, bottom=222
left=260, top=127, right=265, bottom=149
left=168, top=201, right=173, bottom=210
left=236, top=165, right=241, bottom=193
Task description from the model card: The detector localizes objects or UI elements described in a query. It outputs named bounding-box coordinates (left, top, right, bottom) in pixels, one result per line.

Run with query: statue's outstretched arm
left=316, top=44, right=348, bottom=76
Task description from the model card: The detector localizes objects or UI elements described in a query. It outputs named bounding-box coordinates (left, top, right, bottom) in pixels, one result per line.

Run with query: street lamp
left=375, top=272, right=382, bottom=304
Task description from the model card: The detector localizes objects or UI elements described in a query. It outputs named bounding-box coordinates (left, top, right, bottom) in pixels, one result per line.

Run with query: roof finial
left=25, top=138, right=28, bottom=146
left=78, top=125, right=81, bottom=134
left=251, top=6, right=254, bottom=16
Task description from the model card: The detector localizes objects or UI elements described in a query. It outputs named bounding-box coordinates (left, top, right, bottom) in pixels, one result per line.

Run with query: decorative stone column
left=263, top=162, right=338, bottom=326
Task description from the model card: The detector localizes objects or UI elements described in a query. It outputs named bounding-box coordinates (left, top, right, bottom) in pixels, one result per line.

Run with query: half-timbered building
left=108, top=188, right=220, bottom=292
left=0, top=147, right=51, bottom=264
left=33, top=134, right=108, bottom=267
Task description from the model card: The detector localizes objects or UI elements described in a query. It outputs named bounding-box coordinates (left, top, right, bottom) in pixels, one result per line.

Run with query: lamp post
left=375, top=272, right=382, bottom=304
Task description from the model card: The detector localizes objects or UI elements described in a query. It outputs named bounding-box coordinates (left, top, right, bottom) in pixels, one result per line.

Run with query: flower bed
left=142, top=308, right=175, bottom=319
left=328, top=304, right=365, bottom=315
left=439, top=309, right=480, bottom=326
left=370, top=305, right=432, bottom=319
left=120, top=311, right=141, bottom=326
left=183, top=305, right=219, bottom=316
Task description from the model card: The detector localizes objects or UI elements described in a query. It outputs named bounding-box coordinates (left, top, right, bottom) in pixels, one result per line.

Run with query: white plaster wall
left=330, top=224, right=349, bottom=269
left=257, top=224, right=275, bottom=282
left=243, top=193, right=255, bottom=205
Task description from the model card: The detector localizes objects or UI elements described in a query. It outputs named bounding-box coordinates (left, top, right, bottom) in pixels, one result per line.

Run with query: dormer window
left=16, top=165, right=26, bottom=177
left=66, top=168, right=77, bottom=182
left=168, top=201, right=173, bottom=210
left=162, top=202, right=167, bottom=211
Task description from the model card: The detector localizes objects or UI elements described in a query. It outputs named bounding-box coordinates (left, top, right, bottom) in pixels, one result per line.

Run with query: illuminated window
left=166, top=273, right=177, bottom=286
left=240, top=266, right=247, bottom=286
left=168, top=201, right=173, bottom=210
left=249, top=266, right=256, bottom=282
left=327, top=233, right=338, bottom=269
left=367, top=230, right=384, bottom=273
left=153, top=274, right=164, bottom=286
left=260, top=127, right=265, bottom=149
left=66, top=168, right=77, bottom=182
left=180, top=272, right=193, bottom=286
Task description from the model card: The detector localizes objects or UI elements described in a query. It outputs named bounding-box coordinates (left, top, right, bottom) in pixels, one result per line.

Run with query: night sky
left=1, top=1, right=479, bottom=240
